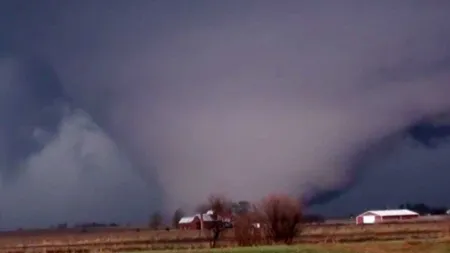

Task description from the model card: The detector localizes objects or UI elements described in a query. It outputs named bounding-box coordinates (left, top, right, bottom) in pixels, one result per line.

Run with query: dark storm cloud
left=408, top=121, right=450, bottom=148
left=0, top=55, right=155, bottom=228
left=0, top=55, right=65, bottom=180
left=315, top=135, right=450, bottom=217
left=1, top=0, right=450, bottom=227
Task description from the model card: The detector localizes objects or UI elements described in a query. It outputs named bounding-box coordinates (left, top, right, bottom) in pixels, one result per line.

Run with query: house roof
left=359, top=209, right=419, bottom=217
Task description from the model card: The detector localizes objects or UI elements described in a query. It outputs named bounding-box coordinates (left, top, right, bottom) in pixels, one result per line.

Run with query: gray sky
left=1, top=0, right=450, bottom=228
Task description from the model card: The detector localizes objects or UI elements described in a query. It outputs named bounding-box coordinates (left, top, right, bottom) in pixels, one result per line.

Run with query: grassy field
left=0, top=220, right=449, bottom=252
left=133, top=241, right=450, bottom=253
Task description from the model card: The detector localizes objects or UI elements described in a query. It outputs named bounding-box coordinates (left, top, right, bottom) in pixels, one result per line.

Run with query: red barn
left=356, top=209, right=419, bottom=224
left=178, top=216, right=201, bottom=230
left=178, top=214, right=214, bottom=230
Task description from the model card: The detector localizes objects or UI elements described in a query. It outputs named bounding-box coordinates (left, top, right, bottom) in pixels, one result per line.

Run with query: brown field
left=0, top=220, right=449, bottom=252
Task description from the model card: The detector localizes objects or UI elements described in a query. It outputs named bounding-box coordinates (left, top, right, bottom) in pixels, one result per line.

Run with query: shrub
left=259, top=194, right=302, bottom=244
left=234, top=212, right=263, bottom=246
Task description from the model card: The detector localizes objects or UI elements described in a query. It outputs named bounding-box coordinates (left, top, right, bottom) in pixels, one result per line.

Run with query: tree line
left=50, top=194, right=305, bottom=248
left=398, top=203, right=448, bottom=215
left=148, top=194, right=304, bottom=248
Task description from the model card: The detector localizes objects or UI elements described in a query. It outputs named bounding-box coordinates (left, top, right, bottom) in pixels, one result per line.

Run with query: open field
left=143, top=241, right=450, bottom=253
left=0, top=220, right=449, bottom=252
left=142, top=242, right=450, bottom=253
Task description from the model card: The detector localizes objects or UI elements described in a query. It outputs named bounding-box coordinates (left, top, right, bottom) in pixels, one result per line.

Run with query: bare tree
left=259, top=194, right=302, bottom=244
left=236, top=200, right=251, bottom=214
left=206, top=194, right=232, bottom=248
left=149, top=211, right=163, bottom=230
left=172, top=208, right=185, bottom=229
left=234, top=212, right=263, bottom=246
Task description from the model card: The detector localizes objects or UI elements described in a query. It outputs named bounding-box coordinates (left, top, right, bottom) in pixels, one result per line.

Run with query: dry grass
left=126, top=241, right=450, bottom=253
left=328, top=241, right=450, bottom=253
left=0, top=221, right=449, bottom=252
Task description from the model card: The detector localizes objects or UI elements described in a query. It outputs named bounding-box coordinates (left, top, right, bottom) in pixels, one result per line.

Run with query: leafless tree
left=234, top=212, right=264, bottom=246
left=172, top=208, right=185, bottom=229
left=259, top=194, right=302, bottom=244
left=149, top=211, right=163, bottom=230
left=205, top=194, right=232, bottom=248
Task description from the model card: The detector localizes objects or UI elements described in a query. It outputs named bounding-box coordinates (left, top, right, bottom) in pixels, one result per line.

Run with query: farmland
left=0, top=220, right=450, bottom=252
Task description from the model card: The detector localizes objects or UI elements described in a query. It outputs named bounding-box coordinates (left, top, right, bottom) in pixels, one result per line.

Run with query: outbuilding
left=356, top=209, right=419, bottom=224
left=178, top=213, right=215, bottom=230
left=178, top=216, right=201, bottom=230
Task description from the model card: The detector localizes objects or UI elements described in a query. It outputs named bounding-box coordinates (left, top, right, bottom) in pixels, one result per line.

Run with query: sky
left=1, top=0, right=450, bottom=229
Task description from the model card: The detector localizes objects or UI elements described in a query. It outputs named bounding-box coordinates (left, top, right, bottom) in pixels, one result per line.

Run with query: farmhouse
left=356, top=209, right=419, bottom=224
left=178, top=213, right=214, bottom=230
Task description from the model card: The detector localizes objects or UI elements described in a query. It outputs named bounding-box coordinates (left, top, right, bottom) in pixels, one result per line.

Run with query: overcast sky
left=1, top=0, right=450, bottom=229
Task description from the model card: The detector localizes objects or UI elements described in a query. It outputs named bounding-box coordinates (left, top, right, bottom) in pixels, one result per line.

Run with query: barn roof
left=179, top=216, right=197, bottom=224
left=196, top=213, right=213, bottom=222
left=359, top=209, right=419, bottom=217
left=178, top=213, right=214, bottom=224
